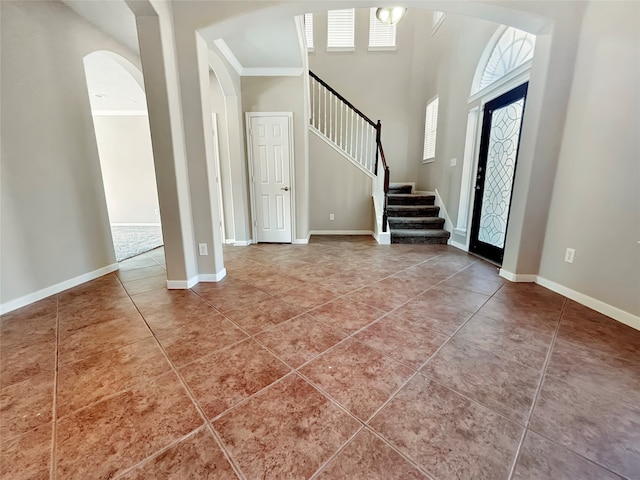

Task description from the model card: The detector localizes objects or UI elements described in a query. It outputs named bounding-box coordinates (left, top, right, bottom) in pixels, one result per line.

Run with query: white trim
left=212, top=39, right=303, bottom=77
left=536, top=276, right=640, bottom=332
left=246, top=112, right=295, bottom=245
left=469, top=60, right=533, bottom=104
left=233, top=240, right=252, bottom=247
left=432, top=11, right=446, bottom=35
left=373, top=228, right=391, bottom=245
left=242, top=67, right=304, bottom=77
left=293, top=233, right=311, bottom=245
left=224, top=239, right=236, bottom=245
left=434, top=188, right=453, bottom=243
left=367, top=46, right=398, bottom=52
left=199, top=269, right=227, bottom=282
left=449, top=239, right=467, bottom=251
left=111, top=222, right=161, bottom=227
left=92, top=110, right=148, bottom=116
left=210, top=113, right=226, bottom=242
left=453, top=228, right=467, bottom=236
left=309, top=126, right=375, bottom=178
left=0, top=263, right=119, bottom=315
left=213, top=39, right=243, bottom=76
left=309, top=230, right=374, bottom=236
left=166, top=278, right=197, bottom=289
left=498, top=269, right=537, bottom=282
left=326, top=47, right=356, bottom=53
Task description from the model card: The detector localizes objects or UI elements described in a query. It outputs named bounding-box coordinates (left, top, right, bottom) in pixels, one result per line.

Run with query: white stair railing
left=309, top=72, right=377, bottom=175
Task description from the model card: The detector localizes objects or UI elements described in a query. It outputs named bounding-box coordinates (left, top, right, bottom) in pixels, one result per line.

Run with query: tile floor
left=1, top=237, right=638, bottom=479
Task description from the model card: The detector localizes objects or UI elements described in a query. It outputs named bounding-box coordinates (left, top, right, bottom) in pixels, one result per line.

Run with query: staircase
left=387, top=185, right=450, bottom=244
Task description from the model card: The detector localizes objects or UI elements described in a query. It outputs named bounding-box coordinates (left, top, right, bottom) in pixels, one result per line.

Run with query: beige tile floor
left=1, top=236, right=638, bottom=479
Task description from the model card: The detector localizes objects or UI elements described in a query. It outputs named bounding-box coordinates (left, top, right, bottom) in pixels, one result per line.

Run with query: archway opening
left=83, top=51, right=164, bottom=262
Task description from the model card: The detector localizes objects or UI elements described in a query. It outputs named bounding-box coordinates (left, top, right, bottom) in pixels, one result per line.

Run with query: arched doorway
left=83, top=51, right=163, bottom=262
left=454, top=26, right=536, bottom=264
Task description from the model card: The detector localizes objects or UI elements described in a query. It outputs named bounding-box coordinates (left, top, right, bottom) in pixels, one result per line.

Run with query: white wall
left=93, top=115, right=160, bottom=224
left=0, top=1, right=139, bottom=306
left=308, top=132, right=374, bottom=232
left=538, top=1, right=640, bottom=317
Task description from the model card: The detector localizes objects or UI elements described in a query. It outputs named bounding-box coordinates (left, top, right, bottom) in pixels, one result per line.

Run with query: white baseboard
left=449, top=239, right=467, bottom=251
left=224, top=239, right=236, bottom=245
left=372, top=229, right=391, bottom=245
left=0, top=263, right=120, bottom=315
left=232, top=240, right=252, bottom=247
left=499, top=269, right=537, bottom=282
left=111, top=223, right=161, bottom=227
left=199, top=269, right=227, bottom=282
left=433, top=189, right=453, bottom=246
left=293, top=233, right=311, bottom=245
left=536, top=276, right=640, bottom=332
left=309, top=230, right=374, bottom=236
left=166, top=269, right=228, bottom=289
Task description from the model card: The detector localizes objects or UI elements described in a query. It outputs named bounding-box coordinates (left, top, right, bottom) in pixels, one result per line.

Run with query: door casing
left=245, top=112, right=295, bottom=244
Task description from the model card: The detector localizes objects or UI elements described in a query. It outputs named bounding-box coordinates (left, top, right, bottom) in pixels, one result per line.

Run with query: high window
left=327, top=9, right=355, bottom=51
left=304, top=13, right=314, bottom=51
left=369, top=8, right=396, bottom=50
left=473, top=27, right=536, bottom=94
left=423, top=96, right=439, bottom=163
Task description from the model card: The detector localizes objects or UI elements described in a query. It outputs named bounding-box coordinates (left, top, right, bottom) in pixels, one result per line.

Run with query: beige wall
left=93, top=115, right=160, bottom=224
left=308, top=132, right=374, bottom=232
left=0, top=1, right=137, bottom=305
left=412, top=12, right=499, bottom=239
left=241, top=75, right=310, bottom=241
left=309, top=8, right=418, bottom=182
left=538, top=1, right=640, bottom=316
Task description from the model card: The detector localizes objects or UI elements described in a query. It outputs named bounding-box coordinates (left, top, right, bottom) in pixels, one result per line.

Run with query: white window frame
left=368, top=8, right=397, bottom=51
left=327, top=9, right=355, bottom=52
left=304, top=13, right=314, bottom=52
left=422, top=96, right=439, bottom=163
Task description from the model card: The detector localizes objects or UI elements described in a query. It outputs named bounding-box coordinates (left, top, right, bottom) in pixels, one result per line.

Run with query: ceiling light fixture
left=376, top=7, right=407, bottom=26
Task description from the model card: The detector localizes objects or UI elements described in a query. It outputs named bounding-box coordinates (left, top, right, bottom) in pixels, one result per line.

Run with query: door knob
left=281, top=186, right=289, bottom=191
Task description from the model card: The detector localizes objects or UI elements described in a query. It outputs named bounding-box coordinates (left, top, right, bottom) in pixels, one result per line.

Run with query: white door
left=249, top=115, right=292, bottom=243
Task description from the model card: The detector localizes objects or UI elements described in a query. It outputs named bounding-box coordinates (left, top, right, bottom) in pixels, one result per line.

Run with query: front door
left=248, top=114, right=292, bottom=243
left=469, top=83, right=528, bottom=264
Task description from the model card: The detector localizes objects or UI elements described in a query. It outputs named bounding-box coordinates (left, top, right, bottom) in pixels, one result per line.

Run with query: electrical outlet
left=198, top=243, right=208, bottom=256
left=450, top=157, right=457, bottom=167
left=329, top=213, right=335, bottom=221
left=564, top=248, right=575, bottom=263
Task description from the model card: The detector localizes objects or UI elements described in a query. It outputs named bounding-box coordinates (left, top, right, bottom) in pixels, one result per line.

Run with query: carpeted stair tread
left=390, top=229, right=451, bottom=244
left=391, top=229, right=450, bottom=237
left=388, top=217, right=445, bottom=229
left=388, top=184, right=413, bottom=194
left=387, top=205, right=440, bottom=217
left=387, top=193, right=435, bottom=206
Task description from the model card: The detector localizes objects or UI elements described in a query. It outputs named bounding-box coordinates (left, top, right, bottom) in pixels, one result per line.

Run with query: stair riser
left=387, top=196, right=435, bottom=206
left=391, top=235, right=449, bottom=245
left=387, top=207, right=440, bottom=217
left=388, top=186, right=412, bottom=194
left=389, top=219, right=445, bottom=230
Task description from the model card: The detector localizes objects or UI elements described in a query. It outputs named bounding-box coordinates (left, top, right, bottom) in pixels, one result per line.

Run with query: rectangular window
left=423, top=96, right=439, bottom=162
left=327, top=9, right=355, bottom=51
left=369, top=8, right=397, bottom=50
left=304, top=13, right=314, bottom=51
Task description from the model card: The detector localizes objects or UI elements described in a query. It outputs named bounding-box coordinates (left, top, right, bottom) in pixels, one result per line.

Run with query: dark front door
left=469, top=82, right=528, bottom=265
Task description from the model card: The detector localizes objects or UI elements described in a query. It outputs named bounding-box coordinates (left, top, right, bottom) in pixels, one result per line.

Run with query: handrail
left=308, top=70, right=390, bottom=233
left=309, top=70, right=376, bottom=127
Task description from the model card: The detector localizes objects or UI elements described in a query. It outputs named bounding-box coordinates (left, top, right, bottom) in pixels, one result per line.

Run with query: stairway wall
left=309, top=132, right=373, bottom=232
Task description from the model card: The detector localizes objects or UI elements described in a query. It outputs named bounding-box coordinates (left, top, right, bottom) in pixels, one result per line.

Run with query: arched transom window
left=473, top=27, right=536, bottom=95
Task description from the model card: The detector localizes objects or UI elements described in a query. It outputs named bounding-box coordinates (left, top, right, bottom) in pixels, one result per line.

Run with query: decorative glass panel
left=478, top=28, right=535, bottom=92
left=478, top=98, right=524, bottom=248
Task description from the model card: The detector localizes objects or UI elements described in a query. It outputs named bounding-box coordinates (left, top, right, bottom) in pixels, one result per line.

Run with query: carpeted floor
left=110, top=225, right=164, bottom=262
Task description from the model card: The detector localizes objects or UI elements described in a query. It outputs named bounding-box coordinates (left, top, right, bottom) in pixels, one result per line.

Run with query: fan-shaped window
left=473, top=27, right=535, bottom=95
